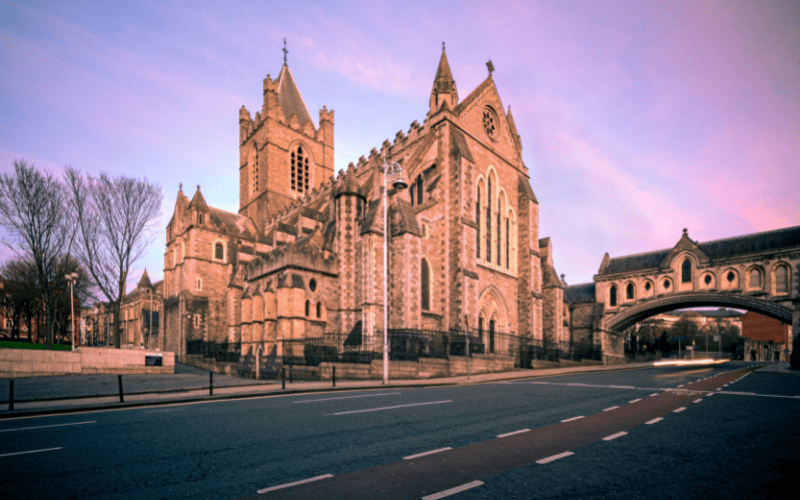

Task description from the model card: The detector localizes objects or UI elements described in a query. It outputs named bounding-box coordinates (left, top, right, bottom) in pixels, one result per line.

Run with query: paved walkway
left=1, top=360, right=794, bottom=418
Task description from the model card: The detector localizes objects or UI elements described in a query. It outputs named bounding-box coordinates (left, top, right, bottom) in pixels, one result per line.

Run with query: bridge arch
left=605, top=292, right=793, bottom=333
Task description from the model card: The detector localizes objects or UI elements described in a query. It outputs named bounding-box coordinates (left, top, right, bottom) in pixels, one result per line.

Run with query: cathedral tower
left=238, top=44, right=334, bottom=230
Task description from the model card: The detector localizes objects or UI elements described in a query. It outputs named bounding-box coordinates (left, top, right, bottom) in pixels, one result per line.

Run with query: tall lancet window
left=291, top=145, right=310, bottom=194
left=421, top=258, right=431, bottom=311
left=476, top=186, right=482, bottom=259
left=486, top=178, right=492, bottom=263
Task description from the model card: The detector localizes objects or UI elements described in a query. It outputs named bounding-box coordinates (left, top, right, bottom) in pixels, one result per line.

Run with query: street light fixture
left=65, top=272, right=79, bottom=350
left=380, top=154, right=408, bottom=385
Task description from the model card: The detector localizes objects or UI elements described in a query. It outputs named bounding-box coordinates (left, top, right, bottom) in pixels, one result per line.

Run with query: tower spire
left=429, top=43, right=458, bottom=112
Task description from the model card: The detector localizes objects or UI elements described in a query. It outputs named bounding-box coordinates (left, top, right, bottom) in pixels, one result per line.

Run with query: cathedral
left=162, top=46, right=580, bottom=370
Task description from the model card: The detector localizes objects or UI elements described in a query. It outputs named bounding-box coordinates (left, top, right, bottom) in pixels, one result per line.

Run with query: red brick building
left=741, top=311, right=791, bottom=361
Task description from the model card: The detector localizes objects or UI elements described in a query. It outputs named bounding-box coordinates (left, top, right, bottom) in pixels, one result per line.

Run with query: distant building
left=740, top=311, right=791, bottom=361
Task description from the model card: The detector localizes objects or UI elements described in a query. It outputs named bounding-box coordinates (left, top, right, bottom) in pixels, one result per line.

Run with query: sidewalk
left=0, top=361, right=670, bottom=418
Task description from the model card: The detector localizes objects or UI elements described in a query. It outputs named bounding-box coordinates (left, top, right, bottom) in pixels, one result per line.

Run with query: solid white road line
left=403, top=447, right=452, bottom=460
left=645, top=417, right=663, bottom=425
left=602, top=431, right=628, bottom=441
left=693, top=398, right=703, bottom=403
left=257, top=474, right=333, bottom=494
left=609, top=385, right=636, bottom=389
left=0, top=421, right=96, bottom=432
left=293, top=392, right=401, bottom=403
left=329, top=400, right=452, bottom=415
left=673, top=407, right=687, bottom=413
left=561, top=415, right=585, bottom=422
left=497, top=429, right=530, bottom=438
left=536, top=451, right=574, bottom=464
left=0, top=447, right=62, bottom=458
left=603, top=406, right=619, bottom=412
left=629, top=398, right=642, bottom=403
left=422, top=480, right=484, bottom=500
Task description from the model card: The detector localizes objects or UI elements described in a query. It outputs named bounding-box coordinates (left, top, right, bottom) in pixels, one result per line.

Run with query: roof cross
left=283, top=37, right=288, bottom=64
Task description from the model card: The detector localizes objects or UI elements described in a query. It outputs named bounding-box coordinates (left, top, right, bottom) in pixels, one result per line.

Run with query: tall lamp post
left=65, top=272, right=79, bottom=351
left=380, top=154, right=408, bottom=385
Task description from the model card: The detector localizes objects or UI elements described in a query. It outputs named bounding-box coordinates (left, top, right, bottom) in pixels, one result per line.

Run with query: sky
left=1, top=0, right=799, bottom=291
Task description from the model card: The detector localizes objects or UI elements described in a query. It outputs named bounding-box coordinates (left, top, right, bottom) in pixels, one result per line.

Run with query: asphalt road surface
left=1, top=361, right=798, bottom=499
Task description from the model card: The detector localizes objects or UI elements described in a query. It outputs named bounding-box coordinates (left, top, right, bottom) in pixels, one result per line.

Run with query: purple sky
left=2, top=0, right=799, bottom=291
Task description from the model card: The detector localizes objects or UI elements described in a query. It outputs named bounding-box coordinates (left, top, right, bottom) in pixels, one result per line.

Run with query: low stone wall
left=0, top=347, right=174, bottom=378
left=318, top=354, right=516, bottom=380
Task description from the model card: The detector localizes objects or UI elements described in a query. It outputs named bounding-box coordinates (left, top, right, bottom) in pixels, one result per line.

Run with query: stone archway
left=478, top=286, right=509, bottom=355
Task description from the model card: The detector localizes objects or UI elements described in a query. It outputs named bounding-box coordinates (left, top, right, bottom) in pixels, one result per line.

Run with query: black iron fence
left=188, top=329, right=602, bottom=371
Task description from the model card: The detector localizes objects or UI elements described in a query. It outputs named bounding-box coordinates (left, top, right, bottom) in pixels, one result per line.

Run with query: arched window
left=749, top=268, right=762, bottom=289
left=476, top=186, right=481, bottom=259
left=305, top=300, right=310, bottom=317
left=421, top=258, right=431, bottom=311
left=505, top=216, right=510, bottom=269
left=496, top=198, right=501, bottom=266
left=486, top=178, right=492, bottom=263
left=488, top=318, right=496, bottom=354
left=291, top=145, right=310, bottom=194
left=776, top=265, right=789, bottom=294
left=214, top=242, right=224, bottom=260
left=681, top=258, right=692, bottom=283
left=316, top=302, right=322, bottom=318
left=626, top=283, right=634, bottom=300
left=609, top=285, right=617, bottom=307
left=416, top=175, right=424, bottom=206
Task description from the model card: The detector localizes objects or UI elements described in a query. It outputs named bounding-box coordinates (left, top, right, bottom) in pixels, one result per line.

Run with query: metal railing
left=187, top=329, right=603, bottom=371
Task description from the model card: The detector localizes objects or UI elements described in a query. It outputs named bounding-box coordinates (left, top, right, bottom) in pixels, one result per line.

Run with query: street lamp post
left=380, top=154, right=408, bottom=386
left=65, top=272, right=79, bottom=351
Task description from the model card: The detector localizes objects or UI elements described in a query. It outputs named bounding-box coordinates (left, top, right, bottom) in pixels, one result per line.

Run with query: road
left=1, top=361, right=798, bottom=499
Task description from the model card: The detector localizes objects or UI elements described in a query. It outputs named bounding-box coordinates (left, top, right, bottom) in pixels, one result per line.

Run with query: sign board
left=686, top=346, right=694, bottom=351
left=713, top=335, right=721, bottom=342
left=145, top=353, right=163, bottom=366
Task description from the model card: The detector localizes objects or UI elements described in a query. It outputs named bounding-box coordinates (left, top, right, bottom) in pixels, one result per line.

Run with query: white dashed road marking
left=646, top=417, right=664, bottom=425
left=561, top=416, right=584, bottom=422
left=497, top=429, right=530, bottom=438
left=422, top=480, right=484, bottom=500
left=536, top=451, right=574, bottom=464
left=257, top=474, right=333, bottom=494
left=0, top=447, right=62, bottom=458
left=404, top=447, right=452, bottom=460
left=603, top=431, right=628, bottom=441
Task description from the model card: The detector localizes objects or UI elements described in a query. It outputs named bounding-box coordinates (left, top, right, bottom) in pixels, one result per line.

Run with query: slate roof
left=276, top=64, right=313, bottom=127
left=137, top=269, right=153, bottom=290
left=207, top=206, right=257, bottom=236
left=600, top=225, right=800, bottom=276
left=564, top=283, right=596, bottom=304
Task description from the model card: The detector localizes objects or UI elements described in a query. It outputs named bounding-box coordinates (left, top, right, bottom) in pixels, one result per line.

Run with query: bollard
left=209, top=371, right=213, bottom=395
left=289, top=366, right=293, bottom=383
left=282, top=367, right=285, bottom=390
left=9, top=380, right=13, bottom=411
left=332, top=366, right=336, bottom=387
left=118, top=375, right=124, bottom=403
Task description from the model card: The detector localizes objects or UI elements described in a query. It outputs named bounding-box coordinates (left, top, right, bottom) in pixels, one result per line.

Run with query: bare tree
left=1, top=258, right=41, bottom=341
left=65, top=167, right=162, bottom=348
left=0, top=160, right=75, bottom=348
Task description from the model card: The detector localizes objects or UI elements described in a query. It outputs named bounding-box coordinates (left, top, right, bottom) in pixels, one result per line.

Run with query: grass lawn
left=0, top=340, right=72, bottom=350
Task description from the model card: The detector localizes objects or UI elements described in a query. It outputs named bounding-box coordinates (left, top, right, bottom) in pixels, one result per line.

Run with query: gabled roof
left=453, top=75, right=493, bottom=116
left=564, top=283, right=596, bottom=304
left=276, top=64, right=314, bottom=127
left=206, top=206, right=258, bottom=236
left=188, top=186, right=209, bottom=211
left=599, top=225, right=800, bottom=276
